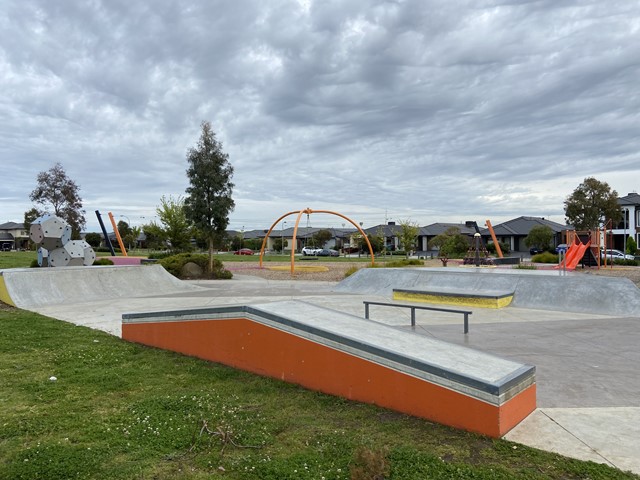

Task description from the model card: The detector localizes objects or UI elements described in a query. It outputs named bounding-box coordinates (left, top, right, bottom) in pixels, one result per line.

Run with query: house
left=0, top=222, right=29, bottom=250
left=480, top=216, right=568, bottom=253
left=418, top=223, right=477, bottom=253
left=614, top=192, right=640, bottom=252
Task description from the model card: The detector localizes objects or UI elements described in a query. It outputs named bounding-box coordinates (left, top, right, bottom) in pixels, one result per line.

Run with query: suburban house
left=479, top=216, right=568, bottom=253
left=0, top=222, right=29, bottom=250
left=615, top=192, right=640, bottom=251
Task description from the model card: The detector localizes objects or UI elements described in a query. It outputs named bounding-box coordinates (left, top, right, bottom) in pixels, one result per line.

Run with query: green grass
left=1, top=308, right=637, bottom=479
left=0, top=250, right=37, bottom=269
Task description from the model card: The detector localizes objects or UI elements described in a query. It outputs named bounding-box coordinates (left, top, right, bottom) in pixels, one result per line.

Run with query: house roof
left=0, top=221, right=24, bottom=230
left=0, top=232, right=15, bottom=241
left=420, top=223, right=476, bottom=236
left=481, top=216, right=568, bottom=236
left=619, top=192, right=640, bottom=206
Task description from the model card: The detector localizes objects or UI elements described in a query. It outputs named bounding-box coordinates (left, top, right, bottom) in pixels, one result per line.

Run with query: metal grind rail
left=364, top=301, right=472, bottom=334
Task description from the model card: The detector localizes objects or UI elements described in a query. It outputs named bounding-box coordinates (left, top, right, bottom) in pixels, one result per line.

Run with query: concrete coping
left=123, top=300, right=535, bottom=405
left=393, top=287, right=515, bottom=300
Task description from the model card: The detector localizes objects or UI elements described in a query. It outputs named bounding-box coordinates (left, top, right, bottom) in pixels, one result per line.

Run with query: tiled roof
left=481, top=216, right=568, bottom=236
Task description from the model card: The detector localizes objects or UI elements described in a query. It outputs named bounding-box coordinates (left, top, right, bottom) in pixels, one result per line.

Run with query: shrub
left=93, top=258, right=114, bottom=266
left=531, top=252, right=559, bottom=264
left=30, top=259, right=39, bottom=268
left=147, top=252, right=174, bottom=260
left=612, top=258, right=639, bottom=266
left=159, top=253, right=232, bottom=279
left=487, top=241, right=511, bottom=255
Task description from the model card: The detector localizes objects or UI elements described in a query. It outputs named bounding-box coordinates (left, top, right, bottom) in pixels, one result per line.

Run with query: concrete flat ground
left=16, top=272, right=640, bottom=475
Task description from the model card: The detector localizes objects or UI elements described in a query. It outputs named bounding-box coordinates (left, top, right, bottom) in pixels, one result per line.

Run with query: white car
left=301, top=246, right=322, bottom=256
left=601, top=249, right=635, bottom=261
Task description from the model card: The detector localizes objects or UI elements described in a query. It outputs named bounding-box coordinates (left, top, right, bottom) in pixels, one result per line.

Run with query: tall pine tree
left=184, top=121, right=235, bottom=272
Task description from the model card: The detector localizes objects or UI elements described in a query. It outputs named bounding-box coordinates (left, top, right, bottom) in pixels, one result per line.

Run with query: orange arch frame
left=259, top=208, right=375, bottom=274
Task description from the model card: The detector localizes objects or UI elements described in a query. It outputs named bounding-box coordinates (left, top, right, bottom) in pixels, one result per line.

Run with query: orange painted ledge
left=122, top=303, right=536, bottom=438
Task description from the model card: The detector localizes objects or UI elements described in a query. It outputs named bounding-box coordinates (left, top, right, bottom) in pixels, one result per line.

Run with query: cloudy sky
left=1, top=1, right=639, bottom=232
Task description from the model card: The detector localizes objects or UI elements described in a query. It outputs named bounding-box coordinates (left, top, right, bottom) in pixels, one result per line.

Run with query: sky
left=1, top=1, right=639, bottom=233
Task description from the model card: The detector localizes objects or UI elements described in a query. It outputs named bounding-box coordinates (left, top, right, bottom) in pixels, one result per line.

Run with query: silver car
left=601, top=249, right=635, bottom=261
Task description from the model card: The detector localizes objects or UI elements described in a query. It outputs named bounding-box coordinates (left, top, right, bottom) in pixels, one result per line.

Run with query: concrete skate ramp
left=123, top=301, right=536, bottom=437
left=335, top=268, right=640, bottom=316
left=0, top=265, right=203, bottom=308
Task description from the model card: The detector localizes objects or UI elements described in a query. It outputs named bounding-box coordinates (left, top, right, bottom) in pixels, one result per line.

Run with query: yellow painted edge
left=0, top=275, right=16, bottom=307
left=393, top=291, right=513, bottom=309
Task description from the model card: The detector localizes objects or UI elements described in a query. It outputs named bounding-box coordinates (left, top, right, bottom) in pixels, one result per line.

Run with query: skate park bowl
left=335, top=267, right=640, bottom=316
left=122, top=301, right=536, bottom=438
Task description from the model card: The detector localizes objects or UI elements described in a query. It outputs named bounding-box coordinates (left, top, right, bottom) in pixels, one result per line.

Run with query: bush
left=612, top=258, right=639, bottom=266
left=147, top=252, right=174, bottom=260
left=93, top=258, right=114, bottom=266
left=159, top=253, right=232, bottom=280
left=30, top=259, right=39, bottom=268
left=531, top=252, right=559, bottom=264
left=487, top=241, right=510, bottom=255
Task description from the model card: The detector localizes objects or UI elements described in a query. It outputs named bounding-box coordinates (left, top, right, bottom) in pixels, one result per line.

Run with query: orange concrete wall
left=122, top=318, right=536, bottom=437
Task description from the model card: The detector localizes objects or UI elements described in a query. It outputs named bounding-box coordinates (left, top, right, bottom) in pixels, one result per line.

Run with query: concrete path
left=4, top=269, right=639, bottom=475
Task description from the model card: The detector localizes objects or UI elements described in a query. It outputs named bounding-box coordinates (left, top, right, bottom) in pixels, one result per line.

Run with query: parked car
left=317, top=248, right=339, bottom=257
left=233, top=248, right=254, bottom=255
left=301, top=246, right=322, bottom=256
left=600, top=249, right=635, bottom=261
left=555, top=244, right=568, bottom=254
left=529, top=246, right=545, bottom=255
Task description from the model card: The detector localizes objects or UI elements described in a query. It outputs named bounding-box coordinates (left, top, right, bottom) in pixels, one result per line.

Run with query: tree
left=310, top=229, right=332, bottom=248
left=564, top=177, right=621, bottom=231
left=184, top=121, right=235, bottom=272
left=142, top=222, right=167, bottom=250
left=524, top=225, right=554, bottom=251
left=84, top=232, right=102, bottom=248
left=428, top=227, right=470, bottom=257
left=29, top=163, right=86, bottom=238
left=627, top=236, right=637, bottom=255
left=156, top=195, right=192, bottom=252
left=398, top=220, right=419, bottom=258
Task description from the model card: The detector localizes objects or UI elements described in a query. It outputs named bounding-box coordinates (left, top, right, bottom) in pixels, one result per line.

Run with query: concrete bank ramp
left=122, top=300, right=536, bottom=437
left=0, top=265, right=203, bottom=308
left=335, top=267, right=640, bottom=316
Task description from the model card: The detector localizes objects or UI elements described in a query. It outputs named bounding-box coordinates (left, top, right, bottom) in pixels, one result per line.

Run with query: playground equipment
left=555, top=237, right=591, bottom=270
left=29, top=214, right=96, bottom=267
left=259, top=208, right=375, bottom=275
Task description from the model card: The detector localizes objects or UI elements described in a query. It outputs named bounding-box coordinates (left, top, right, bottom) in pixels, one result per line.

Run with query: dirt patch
left=0, top=301, right=15, bottom=311
left=575, top=265, right=640, bottom=288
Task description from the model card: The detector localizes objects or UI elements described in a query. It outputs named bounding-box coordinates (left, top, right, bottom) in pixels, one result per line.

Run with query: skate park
left=1, top=261, right=639, bottom=474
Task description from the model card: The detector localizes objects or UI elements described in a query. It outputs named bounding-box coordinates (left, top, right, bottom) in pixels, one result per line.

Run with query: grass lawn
left=1, top=308, right=637, bottom=479
left=0, top=250, right=37, bottom=269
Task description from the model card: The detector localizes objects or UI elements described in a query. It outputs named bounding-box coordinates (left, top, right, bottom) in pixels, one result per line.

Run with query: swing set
left=259, top=208, right=375, bottom=275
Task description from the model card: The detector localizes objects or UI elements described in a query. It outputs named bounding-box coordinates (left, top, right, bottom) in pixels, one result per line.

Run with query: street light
left=281, top=220, right=287, bottom=255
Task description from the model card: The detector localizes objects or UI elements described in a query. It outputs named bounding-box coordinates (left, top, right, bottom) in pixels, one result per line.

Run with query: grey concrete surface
left=4, top=267, right=640, bottom=475
left=1, top=265, right=203, bottom=308
left=336, top=267, right=640, bottom=316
